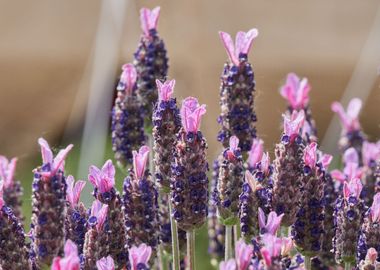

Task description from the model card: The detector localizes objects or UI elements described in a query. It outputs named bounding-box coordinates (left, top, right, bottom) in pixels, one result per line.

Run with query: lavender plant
left=362, top=141, right=380, bottom=206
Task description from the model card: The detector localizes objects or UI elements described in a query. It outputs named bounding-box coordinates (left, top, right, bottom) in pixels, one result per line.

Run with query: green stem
left=169, top=201, right=180, bottom=270
left=345, top=262, right=351, bottom=270
left=304, top=256, right=311, bottom=270
left=225, top=225, right=233, bottom=261
left=186, top=230, right=196, bottom=270
left=158, top=244, right=168, bottom=270
left=233, top=224, right=240, bottom=243
left=280, top=226, right=288, bottom=237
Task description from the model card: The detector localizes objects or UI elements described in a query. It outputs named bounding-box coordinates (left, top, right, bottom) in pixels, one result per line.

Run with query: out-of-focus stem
left=225, top=225, right=233, bottom=261
left=345, top=262, right=352, bottom=270
left=186, top=230, right=196, bottom=270
left=304, top=256, right=311, bottom=270
left=170, top=201, right=180, bottom=270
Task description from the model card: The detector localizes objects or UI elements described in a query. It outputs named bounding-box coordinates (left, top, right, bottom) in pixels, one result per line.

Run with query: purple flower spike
left=343, top=178, right=363, bottom=200
left=219, top=259, right=236, bottom=270
left=303, top=142, right=317, bottom=169
left=331, top=98, right=362, bottom=132
left=181, top=97, right=206, bottom=133
left=260, top=234, right=282, bottom=267
left=280, top=73, right=311, bottom=110
left=90, top=200, right=108, bottom=232
left=0, top=156, right=17, bottom=189
left=88, top=160, right=115, bottom=194
left=66, top=175, right=86, bottom=207
left=258, top=208, right=283, bottom=235
left=140, top=7, right=160, bottom=37
left=132, top=145, right=150, bottom=179
left=370, top=193, right=380, bottom=223
left=38, top=137, right=73, bottom=179
left=96, top=256, right=115, bottom=270
left=156, top=79, right=175, bottom=102
left=52, top=240, right=80, bottom=270
left=118, top=64, right=137, bottom=96
left=247, top=138, right=264, bottom=170
left=235, top=239, right=253, bottom=270
left=219, top=29, right=259, bottom=66
left=283, top=110, right=305, bottom=141
left=129, top=243, right=152, bottom=270
left=362, top=141, right=380, bottom=167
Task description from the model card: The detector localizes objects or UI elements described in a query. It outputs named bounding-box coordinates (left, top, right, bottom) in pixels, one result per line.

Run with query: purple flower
left=283, top=110, right=305, bottom=142
left=219, top=259, right=236, bottom=270
left=258, top=208, right=283, bottom=235
left=180, top=97, right=206, bottom=133
left=235, top=239, right=253, bottom=270
left=66, top=175, right=86, bottom=207
left=132, top=145, right=150, bottom=179
left=365, top=248, right=378, bottom=264
left=140, top=7, right=160, bottom=37
left=129, top=243, right=152, bottom=270
left=370, top=192, right=380, bottom=223
left=88, top=160, right=115, bottom=194
left=51, top=240, right=80, bottom=270
left=96, top=256, right=115, bottom=270
left=331, top=98, right=362, bottom=132
left=247, top=138, right=264, bottom=170
left=0, top=156, right=17, bottom=189
left=89, top=200, right=108, bottom=232
left=0, top=182, right=4, bottom=210
left=331, top=147, right=362, bottom=184
left=117, top=63, right=137, bottom=95
left=343, top=178, right=363, bottom=200
left=362, top=141, right=380, bottom=167
left=280, top=73, right=311, bottom=110
left=156, top=79, right=175, bottom=102
left=259, top=234, right=282, bottom=267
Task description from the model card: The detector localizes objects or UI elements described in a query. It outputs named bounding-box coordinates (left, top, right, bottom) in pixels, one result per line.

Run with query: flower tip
left=96, top=256, right=115, bottom=270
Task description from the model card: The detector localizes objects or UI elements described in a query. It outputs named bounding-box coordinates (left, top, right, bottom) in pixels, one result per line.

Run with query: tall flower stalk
left=217, top=29, right=258, bottom=153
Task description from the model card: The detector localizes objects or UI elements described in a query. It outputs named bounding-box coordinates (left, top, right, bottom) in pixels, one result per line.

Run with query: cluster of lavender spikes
left=1, top=5, right=380, bottom=270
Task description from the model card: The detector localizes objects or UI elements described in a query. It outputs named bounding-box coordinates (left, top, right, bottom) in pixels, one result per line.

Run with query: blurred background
left=0, top=0, right=380, bottom=268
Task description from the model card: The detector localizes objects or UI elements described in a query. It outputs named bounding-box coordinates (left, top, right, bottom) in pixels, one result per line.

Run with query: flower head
left=96, top=256, right=115, bottom=270
left=219, top=28, right=259, bottom=66
left=89, top=200, right=108, bottom=231
left=225, top=136, right=240, bottom=161
left=128, top=243, right=152, bottom=270
left=38, top=138, right=73, bottom=179
left=280, top=73, right=311, bottom=110
left=247, top=138, right=264, bottom=169
left=117, top=63, right=137, bottom=96
left=366, top=248, right=378, bottom=264
left=51, top=240, right=80, bottom=270
left=343, top=178, right=363, bottom=200
left=260, top=234, right=282, bottom=266
left=219, top=259, right=236, bottom=270
left=362, top=141, right=380, bottom=167
left=303, top=142, right=317, bottom=169
left=0, top=156, right=17, bottom=189
left=245, top=170, right=261, bottom=193
left=235, top=239, right=253, bottom=270
left=258, top=208, right=283, bottom=235
left=66, top=175, right=86, bottom=207
left=180, top=97, right=206, bottom=133
left=370, top=193, right=380, bottom=223
left=132, top=146, right=150, bottom=179
left=156, top=79, right=175, bottom=102
left=140, top=7, right=160, bottom=37
left=331, top=98, right=362, bottom=132
left=283, top=110, right=305, bottom=140
left=88, top=160, right=115, bottom=194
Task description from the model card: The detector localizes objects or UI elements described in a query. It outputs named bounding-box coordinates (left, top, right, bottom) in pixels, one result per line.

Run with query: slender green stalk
left=186, top=230, right=196, bottom=270
left=233, top=224, right=240, bottom=243
left=169, top=201, right=180, bottom=270
left=158, top=244, right=168, bottom=270
left=345, top=262, right=351, bottom=270
left=224, top=225, right=233, bottom=261
left=304, top=256, right=311, bottom=270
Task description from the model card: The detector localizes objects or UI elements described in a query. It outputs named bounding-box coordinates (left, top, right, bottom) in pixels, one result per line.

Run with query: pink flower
left=88, top=160, right=115, bottom=194
left=280, top=73, right=311, bottom=110
left=129, top=243, right=152, bottom=270
left=258, top=208, right=284, bottom=235
left=303, top=142, right=317, bottom=169
left=343, top=178, right=363, bottom=200
left=38, top=138, right=73, bottom=179
left=235, top=239, right=253, bottom=270
left=96, top=256, right=115, bottom=270
left=117, top=64, right=137, bottom=96
left=245, top=170, right=262, bottom=193
left=51, top=240, right=80, bottom=270
left=0, top=182, right=4, bottom=209
left=283, top=110, right=305, bottom=140
left=226, top=136, right=239, bottom=160
left=0, top=156, right=17, bottom=189
left=180, top=97, right=206, bottom=133
left=219, top=259, right=237, bottom=270
left=280, top=237, right=293, bottom=256
left=260, top=152, right=270, bottom=175
left=370, top=193, right=380, bottom=223
left=362, top=141, right=380, bottom=167
left=132, top=146, right=150, bottom=179
left=90, top=200, right=108, bottom=231
left=331, top=148, right=361, bottom=183
left=247, top=138, right=264, bottom=169
left=219, top=29, right=259, bottom=66
left=66, top=175, right=86, bottom=207
left=344, top=147, right=359, bottom=164
left=331, top=98, right=362, bottom=132
left=260, top=234, right=282, bottom=266
left=140, top=7, right=160, bottom=37
left=319, top=154, right=333, bottom=170
left=156, top=79, right=175, bottom=101
left=366, top=248, right=378, bottom=264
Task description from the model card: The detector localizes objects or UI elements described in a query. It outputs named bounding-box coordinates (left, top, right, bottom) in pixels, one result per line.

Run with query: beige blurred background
left=0, top=0, right=380, bottom=173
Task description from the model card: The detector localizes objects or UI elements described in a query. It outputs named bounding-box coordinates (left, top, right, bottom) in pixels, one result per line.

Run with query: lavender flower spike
left=0, top=182, right=31, bottom=269
left=171, top=97, right=208, bottom=231
left=216, top=136, right=244, bottom=225
left=52, top=240, right=80, bottom=270
left=96, top=256, right=115, bottom=270
left=292, top=142, right=332, bottom=256
left=331, top=98, right=366, bottom=160
left=362, top=141, right=380, bottom=206
left=134, top=6, right=169, bottom=119
left=88, top=160, right=128, bottom=267
left=31, top=138, right=73, bottom=266
left=112, top=63, right=146, bottom=166
left=259, top=234, right=293, bottom=268
left=0, top=155, right=23, bottom=221
left=123, top=146, right=159, bottom=248
left=129, top=243, right=152, bottom=270
left=272, top=111, right=306, bottom=226
left=153, top=79, right=181, bottom=191
left=65, top=175, right=87, bottom=254
left=334, top=177, right=365, bottom=265
left=217, top=29, right=258, bottom=152
left=83, top=200, right=109, bottom=270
